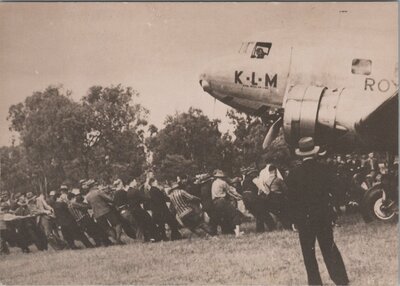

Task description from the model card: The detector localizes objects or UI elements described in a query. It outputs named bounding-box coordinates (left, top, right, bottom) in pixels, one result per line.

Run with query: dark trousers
left=78, top=216, right=112, bottom=246
left=38, top=215, right=66, bottom=250
left=213, top=198, right=242, bottom=230
left=181, top=211, right=213, bottom=236
left=243, top=192, right=276, bottom=232
left=298, top=220, right=349, bottom=286
left=266, top=193, right=292, bottom=229
left=5, top=221, right=33, bottom=252
left=0, top=229, right=10, bottom=255
left=131, top=207, right=160, bottom=242
left=118, top=208, right=138, bottom=240
left=152, top=210, right=182, bottom=241
left=61, top=223, right=94, bottom=249
left=23, top=218, right=48, bottom=251
left=203, top=208, right=219, bottom=235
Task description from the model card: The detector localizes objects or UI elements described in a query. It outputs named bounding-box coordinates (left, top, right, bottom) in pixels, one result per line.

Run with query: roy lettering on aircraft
left=364, top=77, right=398, bottom=92
left=235, top=71, right=278, bottom=89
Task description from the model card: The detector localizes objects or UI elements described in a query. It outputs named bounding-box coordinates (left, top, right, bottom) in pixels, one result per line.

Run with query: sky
left=0, top=2, right=396, bottom=146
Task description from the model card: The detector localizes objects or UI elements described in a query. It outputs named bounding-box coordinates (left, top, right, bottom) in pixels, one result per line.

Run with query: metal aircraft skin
left=199, top=13, right=398, bottom=153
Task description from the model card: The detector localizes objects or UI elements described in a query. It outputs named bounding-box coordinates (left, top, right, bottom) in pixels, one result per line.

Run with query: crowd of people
left=0, top=162, right=295, bottom=255
left=318, top=151, right=398, bottom=213
left=0, top=148, right=395, bottom=256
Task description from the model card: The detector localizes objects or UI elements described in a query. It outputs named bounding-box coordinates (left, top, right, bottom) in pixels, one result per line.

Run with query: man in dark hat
left=286, top=137, right=349, bottom=286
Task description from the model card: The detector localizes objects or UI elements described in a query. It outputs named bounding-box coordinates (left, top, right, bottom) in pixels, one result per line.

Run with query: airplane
left=198, top=9, right=398, bottom=222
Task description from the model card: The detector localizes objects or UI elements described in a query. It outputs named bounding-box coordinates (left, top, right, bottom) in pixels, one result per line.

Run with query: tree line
left=1, top=84, right=289, bottom=194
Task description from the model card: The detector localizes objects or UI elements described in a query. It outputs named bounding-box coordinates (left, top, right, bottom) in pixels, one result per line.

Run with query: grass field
left=0, top=214, right=397, bottom=285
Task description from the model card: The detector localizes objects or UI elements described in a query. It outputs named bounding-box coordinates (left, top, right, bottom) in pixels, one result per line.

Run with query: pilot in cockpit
left=255, top=47, right=266, bottom=59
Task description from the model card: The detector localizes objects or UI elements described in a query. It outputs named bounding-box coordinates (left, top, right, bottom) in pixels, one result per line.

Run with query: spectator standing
left=286, top=137, right=349, bottom=286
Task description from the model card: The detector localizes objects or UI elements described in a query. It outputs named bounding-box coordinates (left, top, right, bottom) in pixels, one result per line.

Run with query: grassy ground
left=0, top=214, right=397, bottom=285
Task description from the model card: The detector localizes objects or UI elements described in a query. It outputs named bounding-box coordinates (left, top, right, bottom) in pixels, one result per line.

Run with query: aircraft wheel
left=361, top=185, right=398, bottom=223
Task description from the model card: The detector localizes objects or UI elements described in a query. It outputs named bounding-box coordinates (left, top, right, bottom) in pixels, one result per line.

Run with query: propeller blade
left=262, top=117, right=283, bottom=150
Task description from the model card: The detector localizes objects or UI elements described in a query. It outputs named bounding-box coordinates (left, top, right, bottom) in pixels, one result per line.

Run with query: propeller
left=262, top=117, right=283, bottom=150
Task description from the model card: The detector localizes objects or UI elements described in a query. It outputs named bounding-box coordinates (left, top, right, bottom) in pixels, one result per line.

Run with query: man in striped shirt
left=168, top=182, right=214, bottom=237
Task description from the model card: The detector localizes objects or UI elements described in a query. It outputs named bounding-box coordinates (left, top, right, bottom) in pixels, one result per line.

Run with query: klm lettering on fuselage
left=235, top=71, right=277, bottom=88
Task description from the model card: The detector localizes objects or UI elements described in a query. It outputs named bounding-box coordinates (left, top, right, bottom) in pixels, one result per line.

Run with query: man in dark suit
left=286, top=137, right=349, bottom=286
left=126, top=180, right=160, bottom=242
left=147, top=178, right=182, bottom=241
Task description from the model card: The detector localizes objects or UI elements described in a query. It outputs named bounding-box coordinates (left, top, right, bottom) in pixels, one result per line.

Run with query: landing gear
left=361, top=184, right=398, bottom=223
left=361, top=152, right=398, bottom=223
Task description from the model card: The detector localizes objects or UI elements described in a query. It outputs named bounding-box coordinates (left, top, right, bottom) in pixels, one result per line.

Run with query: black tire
left=361, top=185, right=397, bottom=223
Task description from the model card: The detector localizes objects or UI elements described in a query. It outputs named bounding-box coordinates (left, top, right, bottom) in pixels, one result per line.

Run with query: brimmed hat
left=295, top=137, right=320, bottom=157
left=213, top=169, right=226, bottom=178
left=60, top=185, right=68, bottom=191
left=71, top=189, right=81, bottom=196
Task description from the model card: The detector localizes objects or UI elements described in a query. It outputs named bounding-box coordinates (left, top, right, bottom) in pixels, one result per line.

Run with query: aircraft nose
left=199, top=72, right=212, bottom=93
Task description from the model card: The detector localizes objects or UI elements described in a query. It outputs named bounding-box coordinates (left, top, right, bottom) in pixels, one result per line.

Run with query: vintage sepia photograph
left=0, top=2, right=398, bottom=285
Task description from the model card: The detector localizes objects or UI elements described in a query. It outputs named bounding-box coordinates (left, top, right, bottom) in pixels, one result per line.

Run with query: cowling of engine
left=282, top=85, right=398, bottom=152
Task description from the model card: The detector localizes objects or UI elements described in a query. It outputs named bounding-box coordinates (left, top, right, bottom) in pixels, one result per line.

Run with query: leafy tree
left=148, top=107, right=224, bottom=178
left=0, top=146, right=33, bottom=194
left=157, top=154, right=198, bottom=182
left=81, top=85, right=149, bottom=184
left=226, top=109, right=269, bottom=168
left=8, top=86, right=87, bottom=192
left=6, top=84, right=150, bottom=192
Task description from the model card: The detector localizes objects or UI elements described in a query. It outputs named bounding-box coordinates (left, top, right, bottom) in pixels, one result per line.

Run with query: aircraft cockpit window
left=352, top=59, right=372, bottom=75
left=251, top=42, right=272, bottom=59
left=239, top=42, right=255, bottom=54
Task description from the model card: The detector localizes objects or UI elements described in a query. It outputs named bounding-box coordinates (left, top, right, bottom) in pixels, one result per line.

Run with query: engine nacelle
left=283, top=84, right=398, bottom=152
left=283, top=85, right=349, bottom=149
